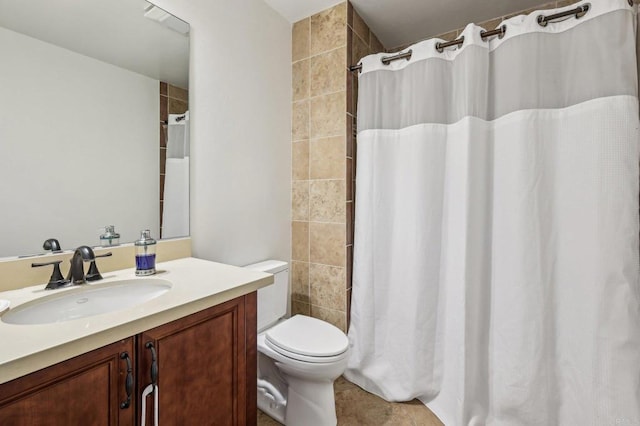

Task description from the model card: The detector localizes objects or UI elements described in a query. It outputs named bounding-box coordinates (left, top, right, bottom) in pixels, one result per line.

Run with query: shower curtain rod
left=348, top=2, right=602, bottom=73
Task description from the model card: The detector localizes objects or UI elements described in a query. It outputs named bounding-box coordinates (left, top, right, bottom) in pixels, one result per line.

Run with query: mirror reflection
left=0, top=0, right=190, bottom=257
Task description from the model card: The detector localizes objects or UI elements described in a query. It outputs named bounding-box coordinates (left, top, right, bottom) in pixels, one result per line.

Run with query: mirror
left=0, top=0, right=190, bottom=257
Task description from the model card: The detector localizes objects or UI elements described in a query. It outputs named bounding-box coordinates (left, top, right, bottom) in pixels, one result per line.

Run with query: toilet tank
left=244, top=260, right=289, bottom=331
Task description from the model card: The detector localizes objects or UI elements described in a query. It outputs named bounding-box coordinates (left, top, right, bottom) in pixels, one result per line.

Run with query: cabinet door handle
left=145, top=341, right=158, bottom=386
left=120, top=352, right=133, bottom=409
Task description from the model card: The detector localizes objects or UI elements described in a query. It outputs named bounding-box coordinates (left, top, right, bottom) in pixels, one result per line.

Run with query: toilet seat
left=265, top=315, right=349, bottom=364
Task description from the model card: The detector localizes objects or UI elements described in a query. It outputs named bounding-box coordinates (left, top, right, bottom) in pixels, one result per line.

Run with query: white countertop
left=0, top=257, right=273, bottom=384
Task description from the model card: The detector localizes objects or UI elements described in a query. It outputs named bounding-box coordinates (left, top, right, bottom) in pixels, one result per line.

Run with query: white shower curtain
left=345, top=1, right=640, bottom=425
left=162, top=112, right=190, bottom=239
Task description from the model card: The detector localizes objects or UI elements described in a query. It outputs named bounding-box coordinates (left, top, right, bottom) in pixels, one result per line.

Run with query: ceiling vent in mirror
left=143, top=3, right=189, bottom=35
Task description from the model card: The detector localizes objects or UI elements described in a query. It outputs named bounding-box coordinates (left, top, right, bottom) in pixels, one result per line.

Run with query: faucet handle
left=86, top=252, right=113, bottom=282
left=32, top=260, right=70, bottom=290
left=42, top=238, right=62, bottom=253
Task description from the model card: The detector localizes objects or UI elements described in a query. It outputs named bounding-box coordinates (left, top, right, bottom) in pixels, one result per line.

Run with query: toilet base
left=258, top=351, right=288, bottom=423
left=281, top=374, right=337, bottom=426
left=256, top=322, right=349, bottom=426
left=257, top=384, right=286, bottom=424
left=257, top=375, right=337, bottom=426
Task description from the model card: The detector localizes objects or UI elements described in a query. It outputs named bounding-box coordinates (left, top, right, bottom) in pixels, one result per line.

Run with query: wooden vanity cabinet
left=0, top=338, right=135, bottom=426
left=138, top=293, right=257, bottom=425
left=0, top=292, right=257, bottom=425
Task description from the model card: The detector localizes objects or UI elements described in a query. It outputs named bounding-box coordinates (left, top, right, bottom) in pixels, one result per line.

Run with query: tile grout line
left=292, top=44, right=348, bottom=67
left=347, top=23, right=369, bottom=50
left=306, top=15, right=312, bottom=310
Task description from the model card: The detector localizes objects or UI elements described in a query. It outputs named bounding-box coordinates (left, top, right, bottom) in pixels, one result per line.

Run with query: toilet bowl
left=245, top=261, right=349, bottom=426
left=258, top=315, right=349, bottom=425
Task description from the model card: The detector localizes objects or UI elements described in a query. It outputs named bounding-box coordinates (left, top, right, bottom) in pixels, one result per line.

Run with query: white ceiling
left=264, top=0, right=345, bottom=23
left=0, top=0, right=189, bottom=88
left=266, top=0, right=552, bottom=48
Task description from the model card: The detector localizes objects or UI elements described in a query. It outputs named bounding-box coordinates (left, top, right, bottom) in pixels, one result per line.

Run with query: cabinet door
left=0, top=338, right=135, bottom=426
left=138, top=293, right=257, bottom=426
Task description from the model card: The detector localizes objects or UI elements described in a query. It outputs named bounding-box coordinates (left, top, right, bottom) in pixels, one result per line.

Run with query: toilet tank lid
left=244, top=260, right=288, bottom=274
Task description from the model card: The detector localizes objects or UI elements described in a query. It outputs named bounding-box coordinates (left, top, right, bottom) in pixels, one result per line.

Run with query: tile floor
left=257, top=376, right=444, bottom=426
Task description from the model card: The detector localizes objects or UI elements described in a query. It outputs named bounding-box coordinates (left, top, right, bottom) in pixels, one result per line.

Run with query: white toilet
left=245, top=260, right=349, bottom=426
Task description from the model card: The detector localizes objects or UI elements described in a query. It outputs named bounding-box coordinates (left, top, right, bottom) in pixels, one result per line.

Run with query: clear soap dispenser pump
left=100, top=225, right=120, bottom=247
left=135, top=230, right=156, bottom=276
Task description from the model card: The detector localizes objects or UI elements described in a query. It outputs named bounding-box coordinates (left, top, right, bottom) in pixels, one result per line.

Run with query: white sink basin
left=2, top=279, right=172, bottom=325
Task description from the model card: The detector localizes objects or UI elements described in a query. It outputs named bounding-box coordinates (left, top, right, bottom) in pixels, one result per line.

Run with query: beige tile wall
left=291, top=2, right=348, bottom=331
left=290, top=2, right=385, bottom=332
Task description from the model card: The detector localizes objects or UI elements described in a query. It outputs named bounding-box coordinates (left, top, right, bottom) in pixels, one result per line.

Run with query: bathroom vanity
left=0, top=257, right=272, bottom=425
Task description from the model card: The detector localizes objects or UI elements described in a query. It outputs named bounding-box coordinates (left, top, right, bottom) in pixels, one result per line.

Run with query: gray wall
left=0, top=27, right=158, bottom=256
left=153, top=0, right=292, bottom=266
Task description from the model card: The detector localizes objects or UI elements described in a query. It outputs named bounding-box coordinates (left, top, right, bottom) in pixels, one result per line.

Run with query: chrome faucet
left=68, top=246, right=95, bottom=284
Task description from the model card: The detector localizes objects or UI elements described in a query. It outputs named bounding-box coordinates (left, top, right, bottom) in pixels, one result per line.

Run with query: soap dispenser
left=135, top=230, right=156, bottom=276
left=99, top=225, right=120, bottom=247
